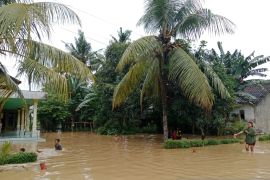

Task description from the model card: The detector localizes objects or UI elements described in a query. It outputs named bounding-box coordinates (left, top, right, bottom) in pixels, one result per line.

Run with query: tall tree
left=111, top=27, right=132, bottom=43
left=112, top=0, right=235, bottom=140
left=210, top=42, right=270, bottom=82
left=64, top=30, right=92, bottom=65
left=0, top=0, right=93, bottom=100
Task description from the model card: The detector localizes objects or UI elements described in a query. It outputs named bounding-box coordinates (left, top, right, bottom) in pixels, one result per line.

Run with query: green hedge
left=164, top=138, right=240, bottom=149
left=258, top=134, right=270, bottom=141
left=0, top=152, right=37, bottom=165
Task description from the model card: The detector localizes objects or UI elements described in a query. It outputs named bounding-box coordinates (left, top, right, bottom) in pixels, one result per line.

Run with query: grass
left=258, top=134, right=270, bottom=141
left=0, top=152, right=37, bottom=165
left=0, top=141, right=38, bottom=165
left=164, top=138, right=241, bottom=149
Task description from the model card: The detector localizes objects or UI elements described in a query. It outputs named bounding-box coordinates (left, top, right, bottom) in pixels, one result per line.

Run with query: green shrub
left=189, top=140, right=204, bottom=147
left=96, top=127, right=107, bottom=135
left=205, top=139, right=220, bottom=145
left=1, top=152, right=37, bottom=165
left=164, top=137, right=241, bottom=149
left=164, top=140, right=191, bottom=149
left=141, top=125, right=157, bottom=134
left=225, top=120, right=246, bottom=135
left=220, top=138, right=240, bottom=144
left=0, top=142, right=11, bottom=159
left=0, top=142, right=38, bottom=165
left=258, top=134, right=270, bottom=141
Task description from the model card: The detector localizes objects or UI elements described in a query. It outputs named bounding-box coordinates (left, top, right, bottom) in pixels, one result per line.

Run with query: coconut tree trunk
left=160, top=79, right=168, bottom=141
left=160, top=40, right=170, bottom=141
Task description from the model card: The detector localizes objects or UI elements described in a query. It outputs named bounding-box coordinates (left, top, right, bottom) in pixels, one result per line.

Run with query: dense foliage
left=37, top=27, right=270, bottom=137
left=0, top=142, right=37, bottom=165
left=164, top=138, right=241, bottom=149
left=0, top=152, right=37, bottom=165
left=36, top=1, right=270, bottom=137
left=258, top=135, right=270, bottom=141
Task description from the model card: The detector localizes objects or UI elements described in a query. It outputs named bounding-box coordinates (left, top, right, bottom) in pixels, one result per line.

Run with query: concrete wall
left=255, top=94, right=270, bottom=133
left=231, top=105, right=255, bottom=121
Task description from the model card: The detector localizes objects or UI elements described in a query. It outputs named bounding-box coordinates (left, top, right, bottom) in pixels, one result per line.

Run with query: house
left=0, top=90, right=46, bottom=139
left=0, top=76, right=46, bottom=140
left=231, top=82, right=270, bottom=133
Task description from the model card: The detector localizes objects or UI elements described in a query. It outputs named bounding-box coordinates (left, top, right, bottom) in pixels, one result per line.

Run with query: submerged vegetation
left=258, top=135, right=270, bottom=141
left=0, top=142, right=37, bottom=165
left=164, top=138, right=241, bottom=149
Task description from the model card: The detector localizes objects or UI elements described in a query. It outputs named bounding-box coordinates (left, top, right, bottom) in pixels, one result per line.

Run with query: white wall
left=255, top=94, right=270, bottom=133
left=231, top=105, right=255, bottom=121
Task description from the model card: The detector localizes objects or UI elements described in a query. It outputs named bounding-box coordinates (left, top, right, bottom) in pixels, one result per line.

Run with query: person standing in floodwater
left=234, top=121, right=256, bottom=152
left=55, top=138, right=62, bottom=150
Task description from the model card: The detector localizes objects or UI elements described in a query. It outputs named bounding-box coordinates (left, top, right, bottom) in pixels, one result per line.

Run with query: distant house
left=231, top=82, right=270, bottom=133
left=1, top=90, right=46, bottom=137
left=0, top=77, right=46, bottom=139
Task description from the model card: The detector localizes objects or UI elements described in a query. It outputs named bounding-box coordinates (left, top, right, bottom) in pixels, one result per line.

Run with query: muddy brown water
left=1, top=132, right=270, bottom=180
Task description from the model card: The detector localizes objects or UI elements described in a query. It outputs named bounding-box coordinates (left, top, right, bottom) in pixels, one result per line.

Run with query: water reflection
left=1, top=132, right=270, bottom=180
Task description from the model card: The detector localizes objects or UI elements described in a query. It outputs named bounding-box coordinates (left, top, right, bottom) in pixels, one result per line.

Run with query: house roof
left=10, top=90, right=46, bottom=100
left=3, top=91, right=46, bottom=110
left=236, top=82, right=270, bottom=105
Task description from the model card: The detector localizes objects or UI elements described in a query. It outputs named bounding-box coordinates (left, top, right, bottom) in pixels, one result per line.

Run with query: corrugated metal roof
left=10, top=90, right=46, bottom=100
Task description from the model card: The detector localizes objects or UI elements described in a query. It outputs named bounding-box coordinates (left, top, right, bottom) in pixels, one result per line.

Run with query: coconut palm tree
left=64, top=30, right=92, bottom=65
left=111, top=27, right=132, bottom=43
left=64, top=30, right=104, bottom=72
left=112, top=0, right=235, bottom=140
left=0, top=0, right=94, bottom=100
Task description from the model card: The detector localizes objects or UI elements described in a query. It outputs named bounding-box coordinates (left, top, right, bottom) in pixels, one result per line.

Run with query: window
left=239, top=110, right=245, bottom=120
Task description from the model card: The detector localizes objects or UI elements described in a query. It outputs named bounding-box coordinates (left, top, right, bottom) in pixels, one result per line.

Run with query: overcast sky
left=4, top=0, right=270, bottom=90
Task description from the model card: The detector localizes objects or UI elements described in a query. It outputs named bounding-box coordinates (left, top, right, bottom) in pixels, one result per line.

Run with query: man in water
left=55, top=138, right=62, bottom=150
left=234, top=121, right=256, bottom=152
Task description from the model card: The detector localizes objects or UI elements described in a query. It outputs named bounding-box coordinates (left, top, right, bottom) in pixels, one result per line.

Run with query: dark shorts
left=246, top=142, right=256, bottom=146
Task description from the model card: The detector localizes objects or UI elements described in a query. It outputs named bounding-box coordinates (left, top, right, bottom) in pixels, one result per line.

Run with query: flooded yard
left=1, top=132, right=270, bottom=180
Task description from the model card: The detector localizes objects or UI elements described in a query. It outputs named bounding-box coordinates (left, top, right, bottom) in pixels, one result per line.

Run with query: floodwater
left=1, top=132, right=270, bottom=180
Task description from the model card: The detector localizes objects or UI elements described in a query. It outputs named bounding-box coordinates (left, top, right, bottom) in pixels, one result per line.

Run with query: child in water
left=234, top=121, right=256, bottom=152
left=55, top=138, right=62, bottom=150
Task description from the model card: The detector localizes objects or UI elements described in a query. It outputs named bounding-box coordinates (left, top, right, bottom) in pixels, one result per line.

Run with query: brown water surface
left=1, top=132, right=270, bottom=180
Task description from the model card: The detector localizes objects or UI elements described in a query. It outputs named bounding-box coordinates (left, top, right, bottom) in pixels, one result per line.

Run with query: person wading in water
left=234, top=121, right=256, bottom=152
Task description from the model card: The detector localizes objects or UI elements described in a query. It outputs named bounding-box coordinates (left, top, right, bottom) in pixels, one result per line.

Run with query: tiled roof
left=237, top=83, right=270, bottom=104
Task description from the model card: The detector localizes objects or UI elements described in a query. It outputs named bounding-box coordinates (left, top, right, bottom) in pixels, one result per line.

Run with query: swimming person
left=234, top=121, right=256, bottom=152
left=55, top=138, right=62, bottom=150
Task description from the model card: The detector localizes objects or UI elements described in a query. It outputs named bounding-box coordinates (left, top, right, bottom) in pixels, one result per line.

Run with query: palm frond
left=0, top=61, right=23, bottom=98
left=175, top=0, right=203, bottom=23
left=247, top=68, right=268, bottom=77
left=16, top=57, right=70, bottom=100
left=140, top=57, right=160, bottom=107
left=169, top=47, right=214, bottom=110
left=198, top=60, right=230, bottom=98
left=113, top=59, right=149, bottom=109
left=19, top=40, right=94, bottom=81
left=249, top=55, right=270, bottom=68
left=76, top=91, right=97, bottom=111
left=175, top=8, right=235, bottom=39
left=0, top=2, right=81, bottom=40
left=137, top=0, right=177, bottom=34
left=116, top=36, right=161, bottom=71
